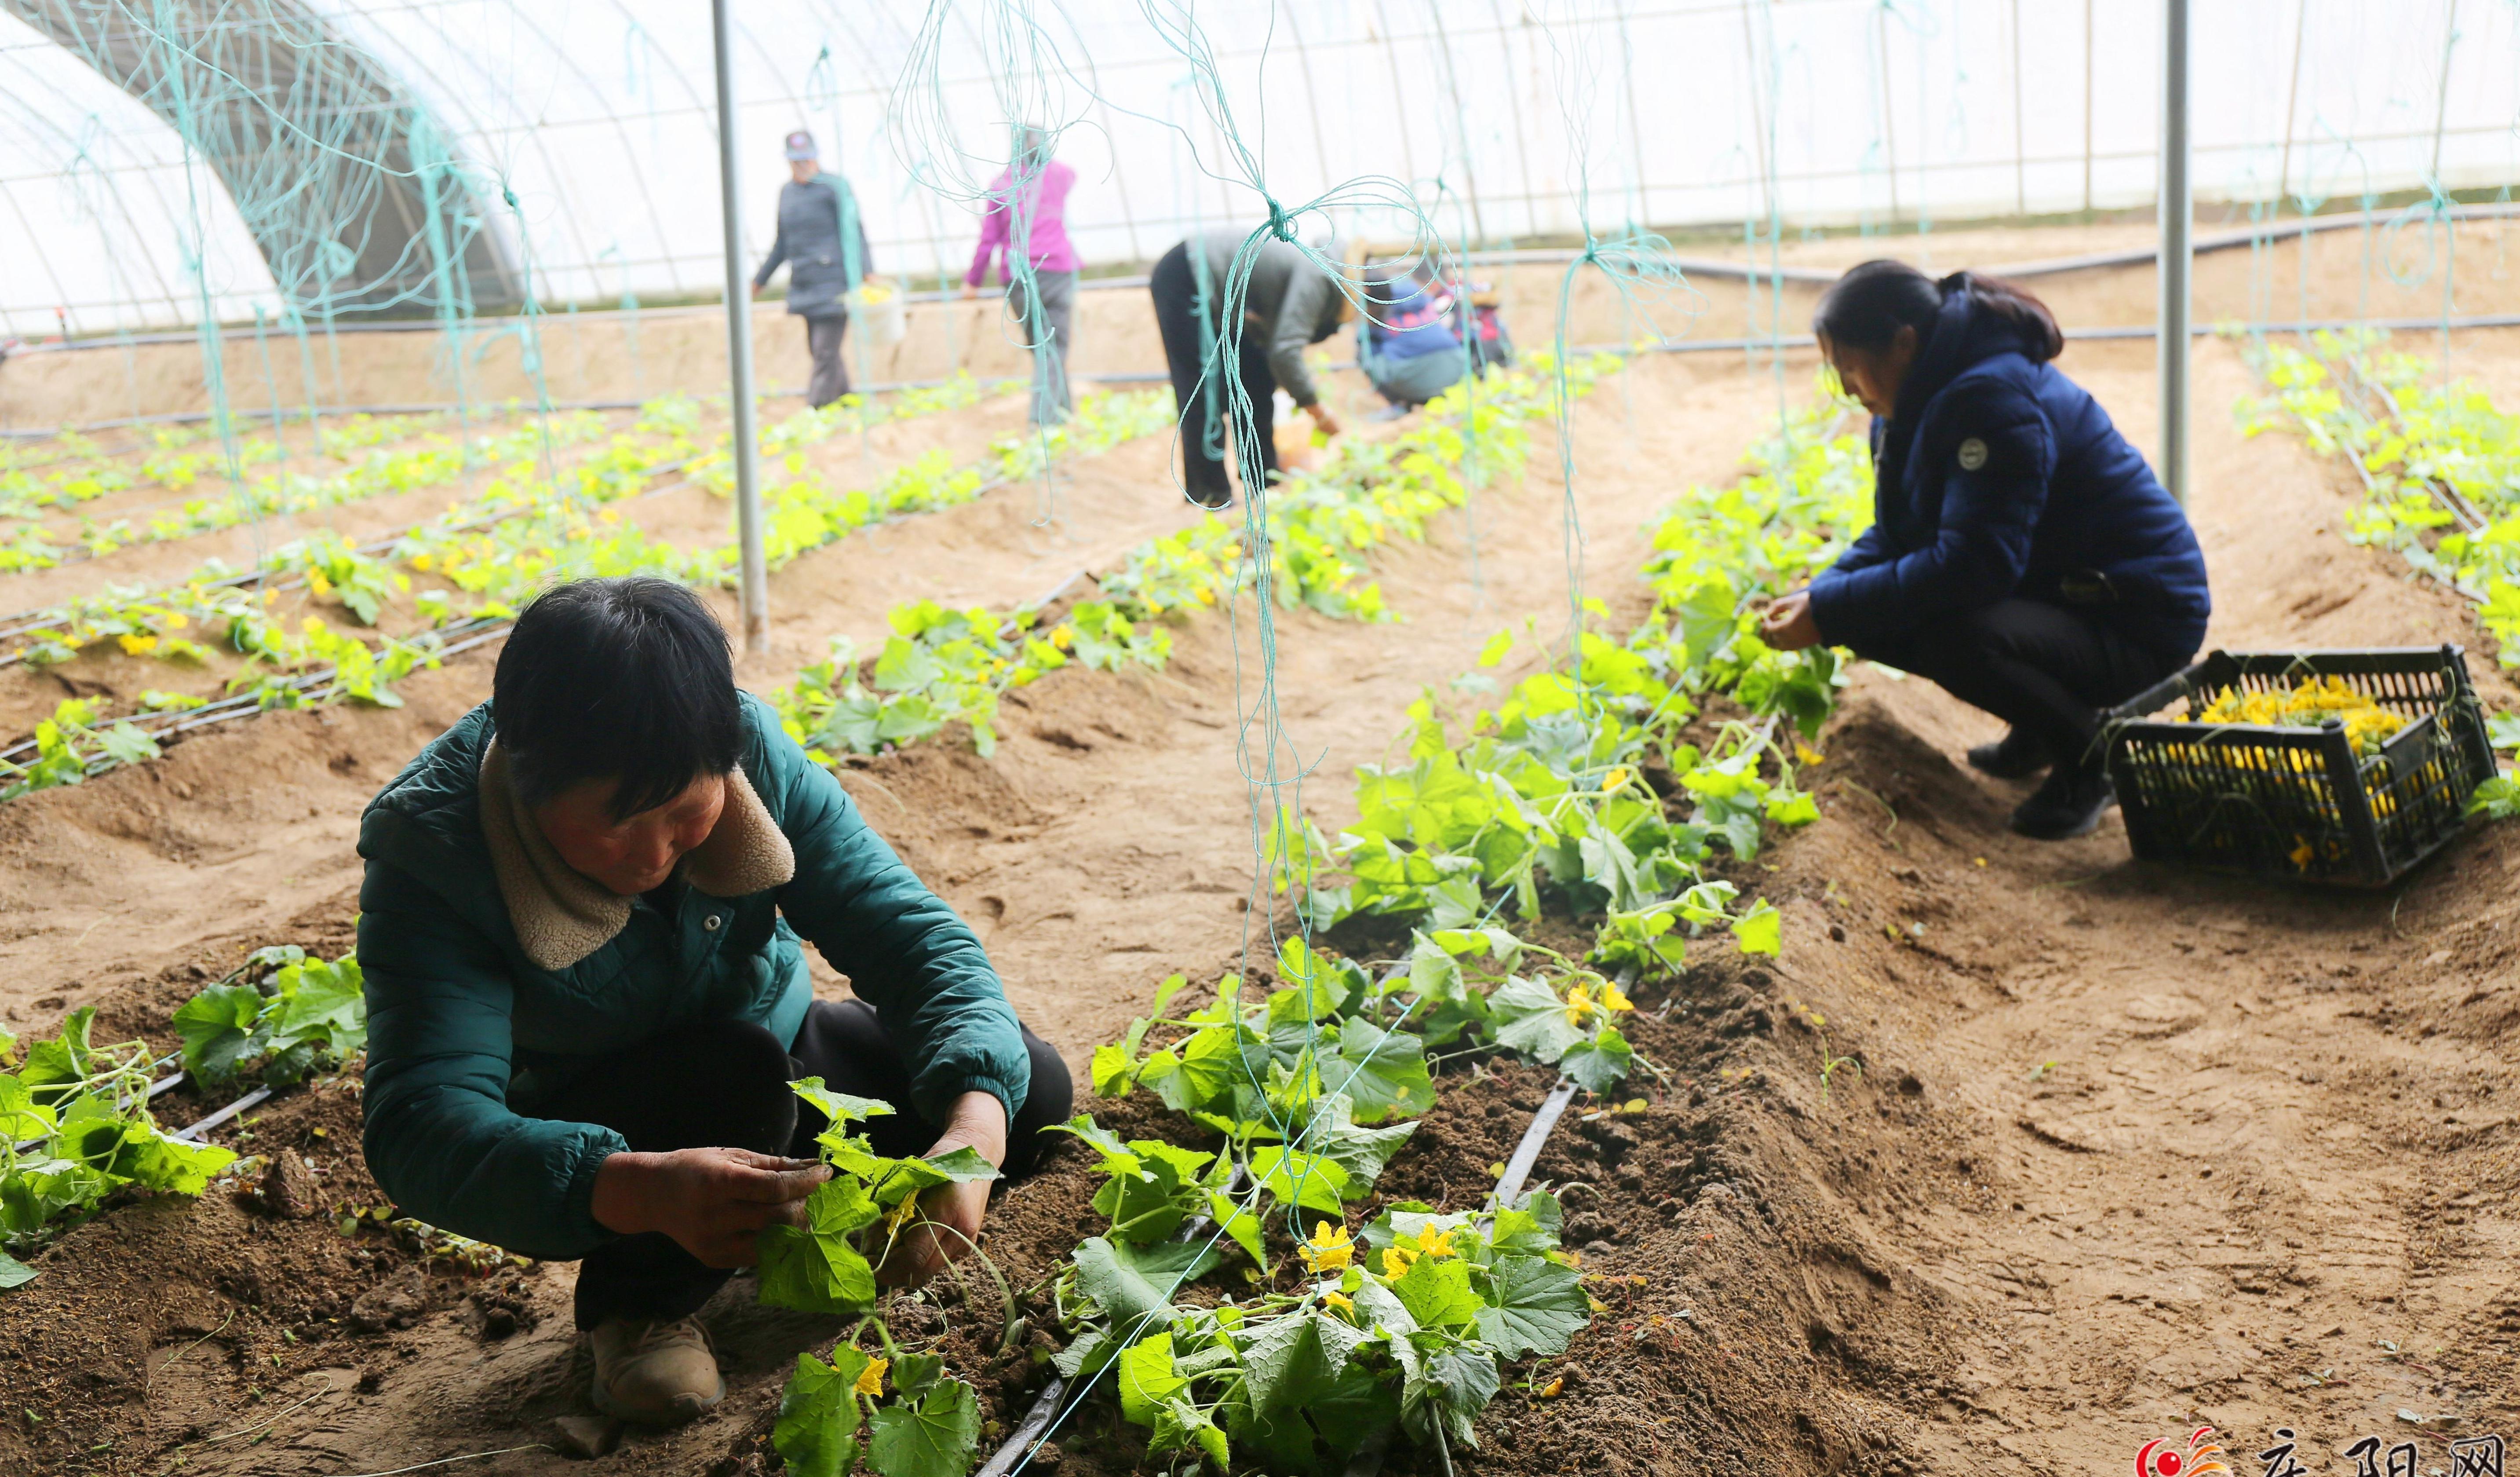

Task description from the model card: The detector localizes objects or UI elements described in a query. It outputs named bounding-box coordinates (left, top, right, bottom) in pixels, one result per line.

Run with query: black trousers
left=538, top=998, right=1072, bottom=1330
left=1840, top=598, right=2188, bottom=775
left=1149, top=241, right=1277, bottom=503
left=805, top=312, right=851, bottom=409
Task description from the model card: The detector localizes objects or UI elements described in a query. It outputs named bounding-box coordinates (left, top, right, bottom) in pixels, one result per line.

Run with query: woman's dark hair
left=493, top=577, right=742, bottom=820
left=1814, top=259, right=2063, bottom=362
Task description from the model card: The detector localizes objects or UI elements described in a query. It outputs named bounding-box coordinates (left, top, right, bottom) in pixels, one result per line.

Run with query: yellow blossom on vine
left=1300, top=1221, right=1354, bottom=1275
left=855, top=1356, right=888, bottom=1397
left=1601, top=767, right=1630, bottom=794
left=1321, top=1291, right=1353, bottom=1315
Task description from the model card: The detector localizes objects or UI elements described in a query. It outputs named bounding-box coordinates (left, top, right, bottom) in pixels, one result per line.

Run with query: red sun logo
left=2135, top=1428, right=2232, bottom=1477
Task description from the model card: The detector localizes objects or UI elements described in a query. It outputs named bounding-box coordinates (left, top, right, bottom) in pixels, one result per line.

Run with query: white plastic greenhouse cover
left=0, top=0, right=2511, bottom=335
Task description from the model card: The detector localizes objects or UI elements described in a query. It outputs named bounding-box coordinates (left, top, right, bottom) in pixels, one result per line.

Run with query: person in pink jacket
left=962, top=128, right=1079, bottom=424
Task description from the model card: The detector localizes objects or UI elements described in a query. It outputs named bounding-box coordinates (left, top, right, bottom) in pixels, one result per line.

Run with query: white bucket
left=851, top=280, right=908, bottom=347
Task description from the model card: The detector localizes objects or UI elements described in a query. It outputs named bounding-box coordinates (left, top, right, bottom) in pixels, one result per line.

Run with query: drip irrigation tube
left=171, top=1086, right=274, bottom=1143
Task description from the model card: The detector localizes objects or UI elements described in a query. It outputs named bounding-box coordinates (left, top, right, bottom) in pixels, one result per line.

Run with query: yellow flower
left=1300, top=1221, right=1354, bottom=1275
left=307, top=569, right=332, bottom=596
left=1600, top=982, right=1634, bottom=1013
left=1794, top=740, right=1826, bottom=766
left=1196, top=586, right=1218, bottom=606
left=410, top=552, right=435, bottom=572
left=302, top=615, right=325, bottom=634
left=1048, top=624, right=1074, bottom=651
left=1601, top=767, right=1630, bottom=795
left=1537, top=1376, right=1564, bottom=1398
left=884, top=1192, right=923, bottom=1234
left=1321, top=1291, right=1354, bottom=1315
left=855, top=1356, right=888, bottom=1397
left=1385, top=1223, right=1457, bottom=1277
left=118, top=633, right=157, bottom=655
left=262, top=589, right=279, bottom=604
left=2290, top=835, right=2315, bottom=871
left=164, top=613, right=189, bottom=631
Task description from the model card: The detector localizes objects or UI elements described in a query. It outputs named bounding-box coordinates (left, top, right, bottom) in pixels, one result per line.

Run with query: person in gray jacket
left=1149, top=230, right=1349, bottom=508
left=751, top=130, right=873, bottom=409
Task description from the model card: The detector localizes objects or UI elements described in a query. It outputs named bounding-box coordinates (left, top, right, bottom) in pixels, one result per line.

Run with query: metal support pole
left=2159, top=0, right=2191, bottom=505
left=712, top=0, right=769, bottom=654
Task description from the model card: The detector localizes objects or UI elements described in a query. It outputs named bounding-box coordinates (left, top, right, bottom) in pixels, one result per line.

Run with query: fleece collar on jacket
left=476, top=742, right=796, bottom=971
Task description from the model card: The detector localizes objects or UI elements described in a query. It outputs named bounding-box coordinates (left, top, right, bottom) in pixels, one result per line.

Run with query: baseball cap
left=783, top=130, right=816, bottom=161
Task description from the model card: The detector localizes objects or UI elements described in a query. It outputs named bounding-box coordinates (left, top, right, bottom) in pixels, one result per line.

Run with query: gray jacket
left=1188, top=231, right=1346, bottom=408
left=755, top=175, right=872, bottom=318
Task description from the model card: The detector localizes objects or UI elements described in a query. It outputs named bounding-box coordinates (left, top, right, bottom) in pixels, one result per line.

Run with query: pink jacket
left=966, top=158, right=1079, bottom=286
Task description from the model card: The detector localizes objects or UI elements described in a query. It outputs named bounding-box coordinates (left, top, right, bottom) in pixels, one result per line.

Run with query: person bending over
left=354, top=577, right=1072, bottom=1424
left=1356, top=260, right=1466, bottom=414
left=1760, top=262, right=2211, bottom=840
left=1148, top=229, right=1349, bottom=509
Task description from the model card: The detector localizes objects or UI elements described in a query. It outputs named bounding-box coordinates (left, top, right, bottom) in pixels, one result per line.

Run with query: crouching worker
left=1759, top=262, right=2211, bottom=840
left=354, top=577, right=1072, bottom=1424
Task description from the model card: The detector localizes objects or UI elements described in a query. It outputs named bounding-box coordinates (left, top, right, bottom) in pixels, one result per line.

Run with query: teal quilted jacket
left=355, top=691, right=1025, bottom=1260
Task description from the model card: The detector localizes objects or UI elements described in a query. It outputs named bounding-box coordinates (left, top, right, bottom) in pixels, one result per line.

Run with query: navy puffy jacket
left=1806, top=282, right=2211, bottom=662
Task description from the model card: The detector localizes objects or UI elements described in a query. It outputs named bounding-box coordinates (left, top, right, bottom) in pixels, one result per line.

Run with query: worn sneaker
left=1966, top=726, right=2050, bottom=780
left=2009, top=765, right=2115, bottom=841
left=588, top=1315, right=724, bottom=1425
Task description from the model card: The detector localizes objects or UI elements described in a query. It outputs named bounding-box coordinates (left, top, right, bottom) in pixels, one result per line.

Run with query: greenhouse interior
left=2, top=3, right=2520, bottom=1476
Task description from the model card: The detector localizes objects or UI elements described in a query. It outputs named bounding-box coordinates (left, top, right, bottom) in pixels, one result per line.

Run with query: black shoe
left=2009, top=765, right=2115, bottom=841
left=1186, top=484, right=1234, bottom=512
left=1966, top=727, right=2050, bottom=779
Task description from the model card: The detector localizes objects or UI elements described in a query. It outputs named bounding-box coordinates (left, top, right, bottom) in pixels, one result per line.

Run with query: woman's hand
left=877, top=1091, right=1008, bottom=1287
left=1760, top=590, right=1824, bottom=651
left=1306, top=402, right=1343, bottom=439
left=590, top=1147, right=829, bottom=1268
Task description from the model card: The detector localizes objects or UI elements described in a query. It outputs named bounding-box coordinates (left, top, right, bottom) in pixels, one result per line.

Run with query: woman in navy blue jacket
left=1760, top=262, right=2211, bottom=840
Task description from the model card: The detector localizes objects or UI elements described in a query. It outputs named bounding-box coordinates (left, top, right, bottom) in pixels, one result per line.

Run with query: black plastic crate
left=2102, top=645, right=2495, bottom=886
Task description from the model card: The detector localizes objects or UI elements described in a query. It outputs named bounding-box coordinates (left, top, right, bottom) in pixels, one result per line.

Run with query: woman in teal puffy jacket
left=355, top=578, right=1070, bottom=1425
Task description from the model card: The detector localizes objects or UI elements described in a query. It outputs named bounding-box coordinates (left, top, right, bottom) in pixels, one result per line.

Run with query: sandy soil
left=4, top=220, right=2520, bottom=1475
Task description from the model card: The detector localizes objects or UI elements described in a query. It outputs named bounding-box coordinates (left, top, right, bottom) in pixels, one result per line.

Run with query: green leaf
left=757, top=1177, right=882, bottom=1313
left=1474, top=1254, right=1590, bottom=1358
left=1486, top=976, right=1584, bottom=1064
left=868, top=1376, right=981, bottom=1477
left=1386, top=1254, right=1482, bottom=1331
left=1559, top=1024, right=1634, bottom=1093
left=791, top=1076, right=897, bottom=1126
left=118, top=1125, right=234, bottom=1195
left=1403, top=1342, right=1501, bottom=1450
left=773, top=1346, right=870, bottom=1477
left=1477, top=630, right=1513, bottom=667
left=1485, top=1191, right=1565, bottom=1258
left=1732, top=900, right=1783, bottom=956
left=0, top=1249, right=36, bottom=1290
left=1323, top=1018, right=1435, bottom=1125
left=172, top=983, right=264, bottom=1084
left=1206, top=1190, right=1268, bottom=1268
left=1298, top=1094, right=1419, bottom=1195
left=1240, top=1306, right=1365, bottom=1414
left=1090, top=1042, right=1134, bottom=1099
left=1251, top=1147, right=1351, bottom=1216
left=1116, top=1334, right=1186, bottom=1427
left=1072, top=1235, right=1220, bottom=1326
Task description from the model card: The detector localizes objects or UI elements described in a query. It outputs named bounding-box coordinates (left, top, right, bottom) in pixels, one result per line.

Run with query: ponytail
left=1955, top=270, right=2065, bottom=362
left=1815, top=260, right=2064, bottom=363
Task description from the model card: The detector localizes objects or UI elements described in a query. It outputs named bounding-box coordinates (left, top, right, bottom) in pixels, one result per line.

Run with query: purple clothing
left=965, top=158, right=1078, bottom=286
